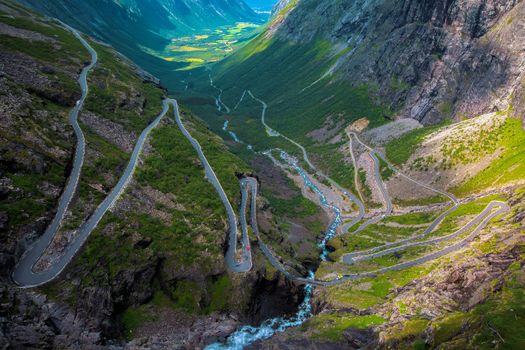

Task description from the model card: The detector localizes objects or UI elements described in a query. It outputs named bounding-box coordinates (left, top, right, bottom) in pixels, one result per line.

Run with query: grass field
left=152, top=22, right=262, bottom=70
left=303, top=313, right=385, bottom=341
left=452, top=117, right=525, bottom=195
left=385, top=120, right=450, bottom=166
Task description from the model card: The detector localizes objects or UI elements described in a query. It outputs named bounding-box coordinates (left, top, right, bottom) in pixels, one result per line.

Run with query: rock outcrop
left=0, top=286, right=104, bottom=349
left=272, top=0, right=525, bottom=124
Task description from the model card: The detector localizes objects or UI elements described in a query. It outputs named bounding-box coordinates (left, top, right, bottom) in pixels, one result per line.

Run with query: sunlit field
left=151, top=22, right=262, bottom=70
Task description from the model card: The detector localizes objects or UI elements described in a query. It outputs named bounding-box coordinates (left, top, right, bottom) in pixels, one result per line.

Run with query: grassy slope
left=74, top=114, right=237, bottom=280
left=0, top=3, right=86, bottom=241
left=452, top=117, right=525, bottom=196
left=385, top=120, right=450, bottom=166
left=0, top=14, right=88, bottom=63
left=178, top=34, right=391, bottom=198
left=44, top=105, right=254, bottom=337
left=385, top=108, right=525, bottom=197
left=213, top=36, right=391, bottom=142
left=1, top=0, right=260, bottom=336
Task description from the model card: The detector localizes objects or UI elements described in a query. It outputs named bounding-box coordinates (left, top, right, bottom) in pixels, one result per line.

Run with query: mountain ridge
left=212, top=0, right=525, bottom=126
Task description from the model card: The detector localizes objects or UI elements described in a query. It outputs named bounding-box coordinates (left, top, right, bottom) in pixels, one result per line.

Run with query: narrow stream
left=205, top=151, right=343, bottom=349
left=280, top=151, right=342, bottom=260
left=222, top=120, right=253, bottom=150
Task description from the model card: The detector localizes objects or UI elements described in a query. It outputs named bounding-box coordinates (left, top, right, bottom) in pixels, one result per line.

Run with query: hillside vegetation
left=0, top=2, right=321, bottom=347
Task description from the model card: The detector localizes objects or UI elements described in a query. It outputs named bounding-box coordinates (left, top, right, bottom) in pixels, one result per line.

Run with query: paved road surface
left=233, top=90, right=508, bottom=286
left=342, top=132, right=460, bottom=264
left=13, top=25, right=170, bottom=287
left=171, top=100, right=252, bottom=273
left=236, top=179, right=508, bottom=287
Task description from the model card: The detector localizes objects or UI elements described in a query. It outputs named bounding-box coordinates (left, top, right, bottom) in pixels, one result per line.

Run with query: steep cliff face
left=220, top=0, right=525, bottom=125
left=300, top=0, right=525, bottom=124
left=306, top=0, right=525, bottom=124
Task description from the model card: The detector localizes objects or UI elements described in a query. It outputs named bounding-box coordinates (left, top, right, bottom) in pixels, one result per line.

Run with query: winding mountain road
left=12, top=26, right=170, bottom=287
left=236, top=174, right=508, bottom=287
left=348, top=134, right=365, bottom=204
left=240, top=177, right=298, bottom=280
left=370, top=151, right=393, bottom=219
left=344, top=201, right=505, bottom=265
left=11, top=21, right=509, bottom=318
left=234, top=90, right=247, bottom=110
left=219, top=87, right=509, bottom=286
left=315, top=200, right=508, bottom=286
left=239, top=169, right=507, bottom=286
left=171, top=100, right=252, bottom=273
left=342, top=149, right=393, bottom=234
left=341, top=131, right=461, bottom=264
left=246, top=90, right=366, bottom=230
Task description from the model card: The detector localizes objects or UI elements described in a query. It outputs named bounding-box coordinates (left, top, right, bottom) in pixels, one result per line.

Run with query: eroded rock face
left=0, top=49, right=81, bottom=107
left=274, top=0, right=525, bottom=124
left=125, top=312, right=240, bottom=349
left=80, top=111, right=138, bottom=153
left=380, top=246, right=523, bottom=323
left=0, top=286, right=104, bottom=349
